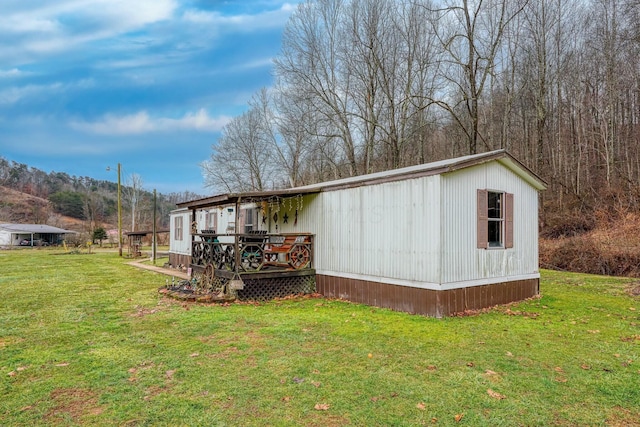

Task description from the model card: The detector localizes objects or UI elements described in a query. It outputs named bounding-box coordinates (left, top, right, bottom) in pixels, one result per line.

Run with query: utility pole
left=117, top=163, right=122, bottom=257
left=152, top=188, right=157, bottom=264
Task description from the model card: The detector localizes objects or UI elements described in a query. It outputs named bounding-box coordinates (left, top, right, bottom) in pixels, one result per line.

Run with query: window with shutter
left=477, top=190, right=513, bottom=249
left=505, top=193, right=514, bottom=248
left=477, top=189, right=488, bottom=248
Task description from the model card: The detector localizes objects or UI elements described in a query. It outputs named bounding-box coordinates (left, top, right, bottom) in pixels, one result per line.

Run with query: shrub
left=540, top=235, right=640, bottom=277
left=540, top=211, right=596, bottom=239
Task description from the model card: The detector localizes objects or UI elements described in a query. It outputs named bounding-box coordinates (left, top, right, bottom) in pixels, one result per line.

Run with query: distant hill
left=0, top=185, right=85, bottom=231
left=0, top=156, right=203, bottom=232
left=0, top=185, right=51, bottom=223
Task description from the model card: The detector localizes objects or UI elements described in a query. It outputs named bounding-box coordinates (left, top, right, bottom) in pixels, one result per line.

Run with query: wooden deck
left=185, top=232, right=316, bottom=301
left=190, top=232, right=314, bottom=273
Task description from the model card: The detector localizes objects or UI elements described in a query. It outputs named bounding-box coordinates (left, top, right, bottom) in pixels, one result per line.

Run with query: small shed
left=170, top=150, right=546, bottom=316
left=0, top=223, right=77, bottom=247
left=124, top=229, right=169, bottom=258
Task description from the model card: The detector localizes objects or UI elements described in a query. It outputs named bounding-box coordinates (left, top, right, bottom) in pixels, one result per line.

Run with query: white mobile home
left=171, top=150, right=545, bottom=316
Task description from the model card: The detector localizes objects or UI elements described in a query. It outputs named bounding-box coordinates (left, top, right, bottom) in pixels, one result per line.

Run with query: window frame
left=174, top=216, right=183, bottom=241
left=242, top=208, right=255, bottom=233
left=477, top=189, right=513, bottom=249
left=487, top=191, right=504, bottom=248
left=205, top=210, right=217, bottom=232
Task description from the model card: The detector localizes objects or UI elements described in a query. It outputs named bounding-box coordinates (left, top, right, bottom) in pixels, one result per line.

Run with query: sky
left=0, top=0, right=302, bottom=196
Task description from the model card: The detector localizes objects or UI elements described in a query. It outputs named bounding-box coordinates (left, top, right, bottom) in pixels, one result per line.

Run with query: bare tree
left=429, top=0, right=528, bottom=154
left=202, top=0, right=640, bottom=220
left=275, top=0, right=361, bottom=176
left=273, top=84, right=313, bottom=186
left=123, top=173, right=144, bottom=232
left=202, top=98, right=276, bottom=193
left=0, top=157, right=10, bottom=187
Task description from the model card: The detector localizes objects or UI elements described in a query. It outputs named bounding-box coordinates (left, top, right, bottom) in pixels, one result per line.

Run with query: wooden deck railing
left=191, top=232, right=313, bottom=273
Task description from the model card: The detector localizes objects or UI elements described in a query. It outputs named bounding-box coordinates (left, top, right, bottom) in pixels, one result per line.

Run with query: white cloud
left=0, top=68, right=24, bottom=78
left=0, top=82, right=63, bottom=104
left=182, top=2, right=297, bottom=32
left=2, top=0, right=177, bottom=33
left=0, top=79, right=94, bottom=104
left=176, top=109, right=231, bottom=132
left=71, top=109, right=231, bottom=135
left=0, top=0, right=177, bottom=60
left=232, top=57, right=275, bottom=72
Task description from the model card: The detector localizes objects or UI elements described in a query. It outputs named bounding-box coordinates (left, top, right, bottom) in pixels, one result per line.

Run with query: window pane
left=488, top=220, right=502, bottom=247
left=488, top=192, right=502, bottom=219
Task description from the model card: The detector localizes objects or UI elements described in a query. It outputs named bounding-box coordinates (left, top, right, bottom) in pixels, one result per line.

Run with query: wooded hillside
left=203, top=0, right=640, bottom=225
left=0, top=157, right=201, bottom=232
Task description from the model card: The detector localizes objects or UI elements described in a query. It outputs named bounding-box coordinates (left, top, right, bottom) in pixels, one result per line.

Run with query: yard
left=0, top=250, right=638, bottom=426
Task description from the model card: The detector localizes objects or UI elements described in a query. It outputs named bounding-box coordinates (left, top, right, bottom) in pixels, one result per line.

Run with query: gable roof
left=179, top=150, right=546, bottom=210
left=0, top=224, right=77, bottom=234
left=294, top=149, right=546, bottom=192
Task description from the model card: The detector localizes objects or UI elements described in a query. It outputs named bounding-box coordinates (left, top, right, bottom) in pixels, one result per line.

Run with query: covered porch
left=173, top=188, right=319, bottom=301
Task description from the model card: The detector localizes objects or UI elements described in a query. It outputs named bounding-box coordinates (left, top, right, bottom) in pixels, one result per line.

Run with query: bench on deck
left=264, top=234, right=312, bottom=269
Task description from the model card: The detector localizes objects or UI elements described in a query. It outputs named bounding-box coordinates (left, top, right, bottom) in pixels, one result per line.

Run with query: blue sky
left=0, top=0, right=301, bottom=195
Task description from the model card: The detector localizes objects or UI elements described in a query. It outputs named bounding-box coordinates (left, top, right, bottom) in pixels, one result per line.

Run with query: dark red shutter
left=477, top=189, right=488, bottom=249
left=505, top=193, right=514, bottom=248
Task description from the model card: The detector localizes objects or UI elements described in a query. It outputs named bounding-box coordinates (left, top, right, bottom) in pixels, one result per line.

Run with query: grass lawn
left=1, top=250, right=638, bottom=426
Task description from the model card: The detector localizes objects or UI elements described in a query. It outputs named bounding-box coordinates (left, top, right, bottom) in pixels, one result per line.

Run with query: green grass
left=0, top=250, right=638, bottom=426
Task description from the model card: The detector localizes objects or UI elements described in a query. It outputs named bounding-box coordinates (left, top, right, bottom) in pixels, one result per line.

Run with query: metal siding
left=169, top=210, right=191, bottom=255
left=441, top=163, right=539, bottom=284
left=316, top=274, right=539, bottom=317
left=296, top=176, right=441, bottom=284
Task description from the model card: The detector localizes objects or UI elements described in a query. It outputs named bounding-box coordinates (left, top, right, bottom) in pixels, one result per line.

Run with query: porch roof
left=176, top=187, right=321, bottom=210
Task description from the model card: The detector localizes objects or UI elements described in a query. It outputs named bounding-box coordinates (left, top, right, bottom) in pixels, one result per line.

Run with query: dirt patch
left=45, top=388, right=104, bottom=423
left=627, top=284, right=640, bottom=297
left=143, top=384, right=171, bottom=401
left=0, top=337, right=25, bottom=348
left=606, top=406, right=640, bottom=426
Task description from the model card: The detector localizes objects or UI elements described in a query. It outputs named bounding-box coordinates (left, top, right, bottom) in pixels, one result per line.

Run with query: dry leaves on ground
left=487, top=389, right=506, bottom=400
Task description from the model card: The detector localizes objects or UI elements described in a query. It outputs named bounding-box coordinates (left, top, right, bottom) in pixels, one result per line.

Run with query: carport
left=0, top=224, right=77, bottom=247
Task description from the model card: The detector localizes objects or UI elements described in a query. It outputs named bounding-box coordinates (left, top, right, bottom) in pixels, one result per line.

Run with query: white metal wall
left=195, top=205, right=234, bottom=245
left=277, top=176, right=443, bottom=286
left=0, top=231, right=11, bottom=246
left=170, top=158, right=540, bottom=289
left=440, top=162, right=540, bottom=286
left=169, top=209, right=191, bottom=255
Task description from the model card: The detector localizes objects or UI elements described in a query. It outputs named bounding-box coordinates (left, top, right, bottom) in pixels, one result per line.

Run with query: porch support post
left=190, top=208, right=197, bottom=267
left=234, top=197, right=241, bottom=274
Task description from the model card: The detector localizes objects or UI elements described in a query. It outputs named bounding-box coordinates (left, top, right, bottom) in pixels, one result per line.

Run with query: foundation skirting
left=316, top=274, right=539, bottom=317
left=169, top=253, right=191, bottom=269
